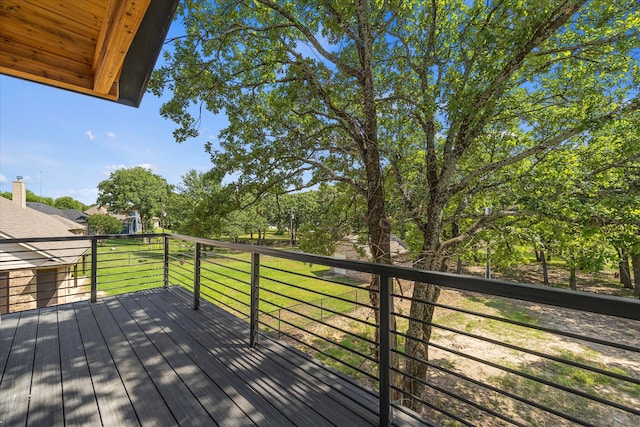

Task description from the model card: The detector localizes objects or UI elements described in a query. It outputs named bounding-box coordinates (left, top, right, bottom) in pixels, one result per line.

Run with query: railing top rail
left=0, top=233, right=164, bottom=244
left=1, top=232, right=638, bottom=320
left=169, top=233, right=640, bottom=321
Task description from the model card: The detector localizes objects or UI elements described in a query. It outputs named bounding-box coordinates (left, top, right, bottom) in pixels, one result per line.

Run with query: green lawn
left=95, top=238, right=369, bottom=328
left=95, top=237, right=165, bottom=294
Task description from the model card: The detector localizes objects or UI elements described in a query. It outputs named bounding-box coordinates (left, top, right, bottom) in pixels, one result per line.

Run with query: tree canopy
left=54, top=196, right=85, bottom=211
left=169, top=169, right=236, bottom=238
left=87, top=214, right=123, bottom=235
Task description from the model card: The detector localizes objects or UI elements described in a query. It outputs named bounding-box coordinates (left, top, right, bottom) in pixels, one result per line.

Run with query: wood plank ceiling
left=0, top=0, right=177, bottom=106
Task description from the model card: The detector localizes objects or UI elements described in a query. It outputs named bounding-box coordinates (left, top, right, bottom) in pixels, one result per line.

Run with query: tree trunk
left=402, top=204, right=445, bottom=412
left=541, top=250, right=549, bottom=287
left=569, top=265, right=577, bottom=290
left=632, top=253, right=640, bottom=299
left=402, top=278, right=440, bottom=411
left=618, top=248, right=632, bottom=289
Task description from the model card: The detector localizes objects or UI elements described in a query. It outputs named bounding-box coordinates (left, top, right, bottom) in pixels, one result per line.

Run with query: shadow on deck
left=0, top=286, right=426, bottom=426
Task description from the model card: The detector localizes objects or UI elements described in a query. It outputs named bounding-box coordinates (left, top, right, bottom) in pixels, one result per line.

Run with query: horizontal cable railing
left=0, top=234, right=166, bottom=314
left=2, top=233, right=639, bottom=426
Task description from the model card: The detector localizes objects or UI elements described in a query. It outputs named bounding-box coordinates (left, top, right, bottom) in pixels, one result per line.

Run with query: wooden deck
left=0, top=286, right=426, bottom=426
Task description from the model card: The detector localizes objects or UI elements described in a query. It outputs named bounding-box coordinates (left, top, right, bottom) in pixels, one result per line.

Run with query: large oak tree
left=97, top=167, right=170, bottom=234
left=151, top=0, right=639, bottom=412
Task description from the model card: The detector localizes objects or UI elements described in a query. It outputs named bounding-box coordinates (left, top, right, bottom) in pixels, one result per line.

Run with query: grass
left=486, top=346, right=640, bottom=425
left=95, top=238, right=370, bottom=329
left=96, top=237, right=165, bottom=294
left=202, top=254, right=366, bottom=329
left=430, top=295, right=546, bottom=345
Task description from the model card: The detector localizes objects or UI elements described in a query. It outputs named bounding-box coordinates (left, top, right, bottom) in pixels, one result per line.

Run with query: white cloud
left=137, top=163, right=155, bottom=171
left=65, top=187, right=100, bottom=205
left=106, top=131, right=117, bottom=138
left=0, top=173, right=6, bottom=183
left=85, top=130, right=95, bottom=141
left=103, top=164, right=126, bottom=176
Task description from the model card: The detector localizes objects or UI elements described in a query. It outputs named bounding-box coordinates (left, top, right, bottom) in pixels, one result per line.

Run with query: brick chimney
left=12, top=176, right=26, bottom=209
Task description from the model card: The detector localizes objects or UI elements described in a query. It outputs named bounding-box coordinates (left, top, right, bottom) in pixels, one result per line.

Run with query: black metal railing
left=1, top=233, right=639, bottom=427
left=0, top=234, right=165, bottom=313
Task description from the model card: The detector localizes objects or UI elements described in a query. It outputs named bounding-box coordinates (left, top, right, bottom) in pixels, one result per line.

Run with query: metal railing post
left=90, top=237, right=98, bottom=303
left=163, top=235, right=169, bottom=289
left=250, top=253, right=260, bottom=348
left=379, top=274, right=392, bottom=426
left=193, top=242, right=201, bottom=310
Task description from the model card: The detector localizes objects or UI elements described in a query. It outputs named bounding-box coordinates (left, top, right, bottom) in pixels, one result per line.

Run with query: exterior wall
left=6, top=265, right=87, bottom=313
left=8, top=268, right=37, bottom=312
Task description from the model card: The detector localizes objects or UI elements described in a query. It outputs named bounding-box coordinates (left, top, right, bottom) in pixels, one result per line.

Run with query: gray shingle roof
left=26, top=202, right=88, bottom=224
left=0, top=197, right=90, bottom=268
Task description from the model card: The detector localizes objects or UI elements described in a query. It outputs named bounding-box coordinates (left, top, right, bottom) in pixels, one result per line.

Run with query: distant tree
left=298, top=184, right=362, bottom=255
left=25, top=189, right=54, bottom=206
left=171, top=169, right=236, bottom=238
left=97, top=167, right=170, bottom=233
left=54, top=196, right=85, bottom=211
left=1, top=189, right=54, bottom=205
left=88, top=214, right=122, bottom=235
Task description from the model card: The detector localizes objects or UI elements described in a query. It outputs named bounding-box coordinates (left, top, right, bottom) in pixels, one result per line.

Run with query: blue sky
left=0, top=38, right=224, bottom=206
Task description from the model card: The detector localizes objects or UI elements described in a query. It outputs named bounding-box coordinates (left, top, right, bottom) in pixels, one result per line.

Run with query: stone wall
left=6, top=265, right=89, bottom=313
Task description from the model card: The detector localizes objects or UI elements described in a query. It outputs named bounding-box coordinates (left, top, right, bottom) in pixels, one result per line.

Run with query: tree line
left=0, top=189, right=87, bottom=211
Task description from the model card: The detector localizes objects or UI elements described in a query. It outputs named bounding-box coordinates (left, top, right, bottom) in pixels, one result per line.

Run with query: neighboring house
left=85, top=205, right=140, bottom=234
left=330, top=234, right=410, bottom=281
left=27, top=202, right=88, bottom=235
left=0, top=179, right=90, bottom=314
left=121, top=212, right=140, bottom=234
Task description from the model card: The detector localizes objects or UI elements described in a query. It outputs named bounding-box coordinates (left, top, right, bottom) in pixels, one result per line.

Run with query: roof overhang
left=0, top=0, right=179, bottom=107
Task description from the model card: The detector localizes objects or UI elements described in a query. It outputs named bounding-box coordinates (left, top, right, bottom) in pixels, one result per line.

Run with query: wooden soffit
left=0, top=0, right=178, bottom=107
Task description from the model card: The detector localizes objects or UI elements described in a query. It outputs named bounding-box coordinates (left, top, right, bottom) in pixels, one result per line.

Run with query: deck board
left=159, top=289, right=355, bottom=426
left=57, top=304, right=102, bottom=426
left=28, top=307, right=64, bottom=426
left=89, top=299, right=176, bottom=426
left=0, top=311, right=18, bottom=380
left=0, top=310, right=38, bottom=425
left=0, top=286, right=428, bottom=426
left=118, top=293, right=263, bottom=427
left=139, top=289, right=304, bottom=426
left=163, top=288, right=378, bottom=426
left=73, top=301, right=140, bottom=426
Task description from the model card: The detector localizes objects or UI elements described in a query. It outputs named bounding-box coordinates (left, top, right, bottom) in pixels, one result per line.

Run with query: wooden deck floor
left=0, top=286, right=426, bottom=426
